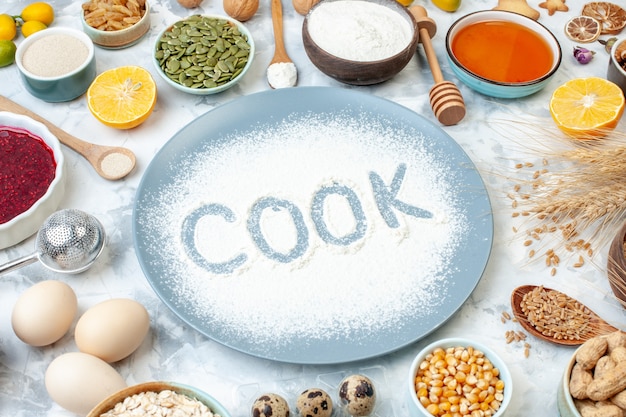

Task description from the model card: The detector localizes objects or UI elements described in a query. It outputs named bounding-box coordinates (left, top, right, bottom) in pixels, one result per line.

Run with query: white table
left=1, top=0, right=625, bottom=415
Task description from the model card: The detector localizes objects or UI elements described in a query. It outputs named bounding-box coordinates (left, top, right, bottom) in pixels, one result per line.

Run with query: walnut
left=292, top=0, right=320, bottom=15
left=177, top=0, right=203, bottom=8
left=223, top=0, right=258, bottom=21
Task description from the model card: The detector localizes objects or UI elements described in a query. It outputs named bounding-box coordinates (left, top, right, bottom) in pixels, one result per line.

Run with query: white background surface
left=1, top=0, right=625, bottom=416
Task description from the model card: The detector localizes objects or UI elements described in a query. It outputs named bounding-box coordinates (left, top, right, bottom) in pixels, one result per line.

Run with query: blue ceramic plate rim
left=445, top=10, right=562, bottom=88
left=132, top=87, right=493, bottom=364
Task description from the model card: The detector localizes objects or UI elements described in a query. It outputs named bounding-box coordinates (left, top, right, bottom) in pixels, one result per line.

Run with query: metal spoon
left=267, top=0, right=297, bottom=88
left=0, top=95, right=136, bottom=181
left=511, top=285, right=620, bottom=346
left=0, top=209, right=106, bottom=276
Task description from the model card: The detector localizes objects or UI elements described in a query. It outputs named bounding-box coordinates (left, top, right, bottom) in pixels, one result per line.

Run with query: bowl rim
left=407, top=337, right=513, bottom=416
left=15, top=27, right=95, bottom=81
left=0, top=112, right=65, bottom=241
left=302, top=0, right=419, bottom=65
left=445, top=9, right=562, bottom=87
left=80, top=0, right=151, bottom=36
left=559, top=346, right=582, bottom=417
left=610, top=38, right=626, bottom=77
left=86, top=381, right=232, bottom=417
left=152, top=14, right=255, bottom=95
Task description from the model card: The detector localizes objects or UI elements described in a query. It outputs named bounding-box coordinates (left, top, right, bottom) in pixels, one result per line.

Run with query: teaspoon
left=267, top=0, right=297, bottom=88
left=0, top=95, right=136, bottom=181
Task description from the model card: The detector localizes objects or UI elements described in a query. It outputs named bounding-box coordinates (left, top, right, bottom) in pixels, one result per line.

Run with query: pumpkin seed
left=155, top=15, right=251, bottom=90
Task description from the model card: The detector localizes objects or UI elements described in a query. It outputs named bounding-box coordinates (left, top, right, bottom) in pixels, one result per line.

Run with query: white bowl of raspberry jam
left=0, top=111, right=66, bottom=249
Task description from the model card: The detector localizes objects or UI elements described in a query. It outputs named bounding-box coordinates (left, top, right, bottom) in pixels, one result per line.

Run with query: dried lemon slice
left=582, top=2, right=626, bottom=35
left=565, top=15, right=602, bottom=42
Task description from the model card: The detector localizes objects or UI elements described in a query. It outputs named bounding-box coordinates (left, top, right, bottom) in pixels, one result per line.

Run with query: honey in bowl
left=451, top=20, right=553, bottom=83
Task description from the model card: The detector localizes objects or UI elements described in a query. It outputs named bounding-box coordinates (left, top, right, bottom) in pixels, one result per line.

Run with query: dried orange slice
left=564, top=16, right=602, bottom=42
left=87, top=66, right=157, bottom=130
left=582, top=2, right=626, bottom=35
left=549, top=77, right=625, bottom=139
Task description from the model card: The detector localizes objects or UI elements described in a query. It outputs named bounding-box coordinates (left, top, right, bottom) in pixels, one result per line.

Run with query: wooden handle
left=0, top=95, right=136, bottom=180
left=408, top=6, right=466, bottom=126
left=0, top=95, right=96, bottom=158
left=270, top=0, right=290, bottom=64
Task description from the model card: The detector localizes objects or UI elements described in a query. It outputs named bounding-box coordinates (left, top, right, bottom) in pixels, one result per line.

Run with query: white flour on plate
left=139, top=112, right=468, bottom=348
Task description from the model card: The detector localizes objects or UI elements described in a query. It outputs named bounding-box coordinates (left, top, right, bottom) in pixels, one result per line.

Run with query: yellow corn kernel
left=440, top=401, right=451, bottom=412
left=495, top=380, right=505, bottom=391
left=419, top=396, right=430, bottom=407
left=465, top=393, right=479, bottom=404
left=417, top=387, right=428, bottom=398
left=448, top=395, right=461, bottom=405
left=426, top=403, right=440, bottom=415
left=431, top=386, right=443, bottom=397
left=455, top=371, right=467, bottom=383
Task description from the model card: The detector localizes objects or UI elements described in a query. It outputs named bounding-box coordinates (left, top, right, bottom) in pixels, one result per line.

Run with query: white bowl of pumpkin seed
left=153, top=14, right=255, bottom=95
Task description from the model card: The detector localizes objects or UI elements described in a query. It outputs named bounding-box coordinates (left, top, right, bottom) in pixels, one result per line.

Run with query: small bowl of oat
left=81, top=0, right=151, bottom=49
left=87, top=381, right=232, bottom=417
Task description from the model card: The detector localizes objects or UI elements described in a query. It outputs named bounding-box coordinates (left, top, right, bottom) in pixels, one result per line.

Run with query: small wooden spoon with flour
left=0, top=95, right=136, bottom=181
left=267, top=0, right=297, bottom=88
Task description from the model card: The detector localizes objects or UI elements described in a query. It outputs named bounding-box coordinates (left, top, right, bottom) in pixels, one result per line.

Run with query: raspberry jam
left=0, top=126, right=56, bottom=224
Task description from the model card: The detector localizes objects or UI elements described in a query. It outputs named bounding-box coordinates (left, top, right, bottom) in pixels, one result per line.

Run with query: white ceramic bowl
left=81, top=0, right=151, bottom=49
left=0, top=111, right=65, bottom=249
left=87, top=381, right=233, bottom=417
left=608, top=37, right=626, bottom=97
left=407, top=337, right=513, bottom=417
left=557, top=347, right=582, bottom=417
left=16, top=27, right=96, bottom=102
left=153, top=14, right=255, bottom=95
left=445, top=10, right=561, bottom=99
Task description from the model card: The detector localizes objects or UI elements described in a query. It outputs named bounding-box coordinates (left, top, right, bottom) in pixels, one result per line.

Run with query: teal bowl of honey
left=445, top=10, right=561, bottom=99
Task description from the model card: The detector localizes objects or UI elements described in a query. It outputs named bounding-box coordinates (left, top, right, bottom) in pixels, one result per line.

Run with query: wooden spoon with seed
left=0, top=95, right=136, bottom=181
left=511, top=285, right=620, bottom=346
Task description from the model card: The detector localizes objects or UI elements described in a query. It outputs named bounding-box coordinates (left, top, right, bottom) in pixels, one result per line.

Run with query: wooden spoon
left=0, top=95, right=136, bottom=181
left=511, top=285, right=620, bottom=346
left=267, top=0, right=297, bottom=88
left=408, top=5, right=466, bottom=126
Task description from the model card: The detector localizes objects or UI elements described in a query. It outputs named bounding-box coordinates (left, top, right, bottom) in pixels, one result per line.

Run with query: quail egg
left=339, top=374, right=376, bottom=416
left=252, top=393, right=290, bottom=417
left=296, top=388, right=332, bottom=417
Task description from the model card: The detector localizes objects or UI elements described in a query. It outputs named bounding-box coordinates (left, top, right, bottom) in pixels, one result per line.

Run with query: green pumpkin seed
left=156, top=15, right=251, bottom=90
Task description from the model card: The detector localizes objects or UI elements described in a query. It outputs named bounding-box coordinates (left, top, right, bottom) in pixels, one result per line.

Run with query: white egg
left=45, top=352, right=127, bottom=415
left=74, top=298, right=150, bottom=363
left=11, top=280, right=77, bottom=346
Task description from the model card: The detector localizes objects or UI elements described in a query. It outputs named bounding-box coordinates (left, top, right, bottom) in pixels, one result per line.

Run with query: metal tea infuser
left=0, top=209, right=106, bottom=276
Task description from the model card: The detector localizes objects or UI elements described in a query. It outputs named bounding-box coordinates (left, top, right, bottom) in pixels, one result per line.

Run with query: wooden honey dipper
left=409, top=5, right=466, bottom=126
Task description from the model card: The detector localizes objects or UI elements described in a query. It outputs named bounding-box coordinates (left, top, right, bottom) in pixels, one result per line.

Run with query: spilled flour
left=137, top=111, right=470, bottom=352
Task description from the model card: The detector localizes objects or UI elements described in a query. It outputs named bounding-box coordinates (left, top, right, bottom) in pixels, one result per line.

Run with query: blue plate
left=133, top=87, right=493, bottom=364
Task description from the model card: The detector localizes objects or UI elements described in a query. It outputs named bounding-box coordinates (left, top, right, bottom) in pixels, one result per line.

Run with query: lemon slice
left=564, top=16, right=601, bottom=42
left=549, top=77, right=625, bottom=139
left=582, top=2, right=626, bottom=35
left=87, top=66, right=157, bottom=130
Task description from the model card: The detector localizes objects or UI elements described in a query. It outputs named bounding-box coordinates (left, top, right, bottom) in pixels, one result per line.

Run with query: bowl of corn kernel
left=407, top=338, right=512, bottom=417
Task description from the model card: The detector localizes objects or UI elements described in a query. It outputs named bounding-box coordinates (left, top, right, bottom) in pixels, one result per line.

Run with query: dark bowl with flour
left=302, top=0, right=419, bottom=85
